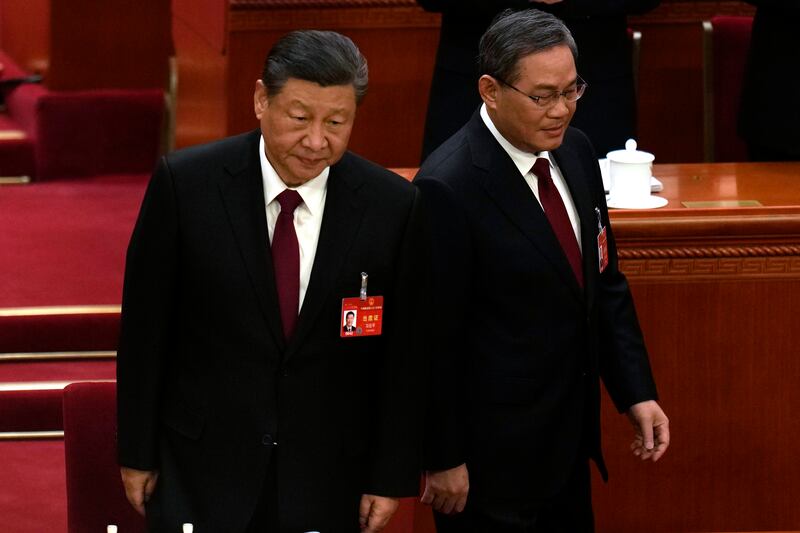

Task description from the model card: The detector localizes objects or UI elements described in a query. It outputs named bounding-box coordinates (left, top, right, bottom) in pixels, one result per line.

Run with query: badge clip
left=360, top=272, right=368, bottom=301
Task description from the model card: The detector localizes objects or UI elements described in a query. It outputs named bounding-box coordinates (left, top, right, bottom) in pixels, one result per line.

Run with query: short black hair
left=263, top=30, right=368, bottom=103
left=346, top=311, right=355, bottom=318
left=479, top=9, right=577, bottom=84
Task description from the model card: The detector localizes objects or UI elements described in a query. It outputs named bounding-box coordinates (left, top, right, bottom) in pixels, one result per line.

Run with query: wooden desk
left=595, top=162, right=800, bottom=532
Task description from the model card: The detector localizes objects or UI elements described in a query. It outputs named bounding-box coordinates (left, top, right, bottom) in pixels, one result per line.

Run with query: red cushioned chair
left=62, top=381, right=145, bottom=533
left=703, top=16, right=754, bottom=162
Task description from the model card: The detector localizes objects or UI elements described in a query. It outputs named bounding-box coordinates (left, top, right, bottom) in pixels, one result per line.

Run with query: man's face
left=254, top=78, right=357, bottom=186
left=346, top=314, right=354, bottom=326
left=481, top=45, right=577, bottom=154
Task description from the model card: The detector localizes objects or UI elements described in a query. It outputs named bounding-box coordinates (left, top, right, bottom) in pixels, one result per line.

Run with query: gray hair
left=262, top=30, right=369, bottom=104
left=479, top=9, right=578, bottom=84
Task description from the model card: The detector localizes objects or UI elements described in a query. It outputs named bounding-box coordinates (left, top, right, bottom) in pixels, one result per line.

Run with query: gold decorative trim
left=0, top=379, right=114, bottom=392
left=0, top=431, right=64, bottom=441
left=0, top=176, right=31, bottom=185
left=0, top=351, right=117, bottom=362
left=619, top=245, right=800, bottom=260
left=229, top=6, right=439, bottom=31
left=0, top=305, right=121, bottom=317
left=621, top=257, right=800, bottom=280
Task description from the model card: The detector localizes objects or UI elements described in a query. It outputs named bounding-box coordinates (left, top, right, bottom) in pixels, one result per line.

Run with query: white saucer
left=606, top=195, right=669, bottom=209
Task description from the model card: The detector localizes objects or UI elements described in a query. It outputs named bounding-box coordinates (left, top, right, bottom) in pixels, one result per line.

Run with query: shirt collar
left=479, top=103, right=554, bottom=176
left=259, top=135, right=329, bottom=215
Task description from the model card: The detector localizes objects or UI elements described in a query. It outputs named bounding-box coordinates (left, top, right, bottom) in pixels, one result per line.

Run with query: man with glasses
left=417, top=0, right=661, bottom=161
left=415, top=9, right=669, bottom=531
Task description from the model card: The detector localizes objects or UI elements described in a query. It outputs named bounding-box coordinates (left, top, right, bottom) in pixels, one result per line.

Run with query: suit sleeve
left=413, top=177, right=472, bottom=472
left=590, top=156, right=659, bottom=412
left=116, top=157, right=180, bottom=470
left=365, top=187, right=429, bottom=496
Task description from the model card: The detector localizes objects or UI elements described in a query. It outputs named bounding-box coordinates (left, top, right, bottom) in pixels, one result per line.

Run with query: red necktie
left=272, top=189, right=304, bottom=339
left=532, top=158, right=584, bottom=288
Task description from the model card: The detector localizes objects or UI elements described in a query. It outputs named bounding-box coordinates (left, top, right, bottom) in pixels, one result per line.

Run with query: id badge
left=597, top=227, right=609, bottom=273
left=340, top=296, right=384, bottom=338
left=596, top=207, right=609, bottom=273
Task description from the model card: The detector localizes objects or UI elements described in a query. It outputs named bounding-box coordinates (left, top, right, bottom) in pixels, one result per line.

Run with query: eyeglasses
left=496, top=75, right=588, bottom=109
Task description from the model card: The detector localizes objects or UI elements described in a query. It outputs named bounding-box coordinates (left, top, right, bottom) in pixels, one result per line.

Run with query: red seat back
left=63, top=381, right=145, bottom=533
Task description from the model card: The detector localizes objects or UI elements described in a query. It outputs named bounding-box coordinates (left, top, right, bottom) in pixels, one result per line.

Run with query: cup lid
left=606, top=139, right=654, bottom=164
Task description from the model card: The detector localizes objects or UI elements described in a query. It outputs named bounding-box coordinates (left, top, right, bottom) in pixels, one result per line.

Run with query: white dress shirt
left=259, top=135, right=329, bottom=311
left=480, top=104, right=582, bottom=251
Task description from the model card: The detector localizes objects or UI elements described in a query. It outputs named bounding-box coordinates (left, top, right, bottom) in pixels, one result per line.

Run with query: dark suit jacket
left=739, top=0, right=800, bottom=157
left=117, top=130, right=425, bottom=532
left=414, top=112, right=657, bottom=503
left=417, top=0, right=661, bottom=160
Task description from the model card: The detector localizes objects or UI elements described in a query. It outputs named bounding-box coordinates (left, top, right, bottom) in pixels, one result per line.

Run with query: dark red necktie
left=272, top=189, right=304, bottom=339
left=532, top=158, right=584, bottom=288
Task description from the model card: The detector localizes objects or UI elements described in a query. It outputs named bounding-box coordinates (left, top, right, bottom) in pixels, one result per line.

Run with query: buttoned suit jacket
left=414, top=111, right=657, bottom=503
left=117, top=130, right=425, bottom=532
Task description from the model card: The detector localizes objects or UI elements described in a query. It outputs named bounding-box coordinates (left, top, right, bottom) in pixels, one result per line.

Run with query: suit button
left=262, top=434, right=276, bottom=446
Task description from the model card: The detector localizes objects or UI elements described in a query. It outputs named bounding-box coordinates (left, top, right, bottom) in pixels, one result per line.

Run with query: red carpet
left=0, top=173, right=148, bottom=307
left=0, top=360, right=115, bottom=385
left=0, top=174, right=148, bottom=352
left=0, top=313, right=120, bottom=353
left=0, top=439, right=67, bottom=533
left=0, top=174, right=144, bottom=531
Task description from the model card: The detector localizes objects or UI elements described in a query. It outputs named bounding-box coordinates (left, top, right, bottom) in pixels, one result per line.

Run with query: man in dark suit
left=417, top=0, right=661, bottom=161
left=117, top=30, right=424, bottom=532
left=414, top=10, right=669, bottom=531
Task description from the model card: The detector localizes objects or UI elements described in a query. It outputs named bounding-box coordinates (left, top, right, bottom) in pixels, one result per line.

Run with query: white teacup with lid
left=606, top=139, right=667, bottom=209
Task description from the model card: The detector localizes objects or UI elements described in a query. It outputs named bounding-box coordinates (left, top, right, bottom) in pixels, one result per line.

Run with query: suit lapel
left=218, top=131, right=286, bottom=352
left=467, top=115, right=584, bottom=301
left=285, top=154, right=367, bottom=358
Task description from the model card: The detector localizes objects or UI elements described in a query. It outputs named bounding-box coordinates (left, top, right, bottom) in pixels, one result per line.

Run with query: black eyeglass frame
left=495, top=75, right=588, bottom=109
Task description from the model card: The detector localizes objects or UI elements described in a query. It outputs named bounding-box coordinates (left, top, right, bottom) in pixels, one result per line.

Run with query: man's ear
left=478, top=75, right=500, bottom=110
left=254, top=79, right=268, bottom=119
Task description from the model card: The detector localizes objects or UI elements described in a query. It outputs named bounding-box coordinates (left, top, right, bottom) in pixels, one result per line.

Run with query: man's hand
left=627, top=400, right=670, bottom=462
left=420, top=463, right=469, bottom=514
left=359, top=494, right=399, bottom=532
left=120, top=467, right=159, bottom=516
